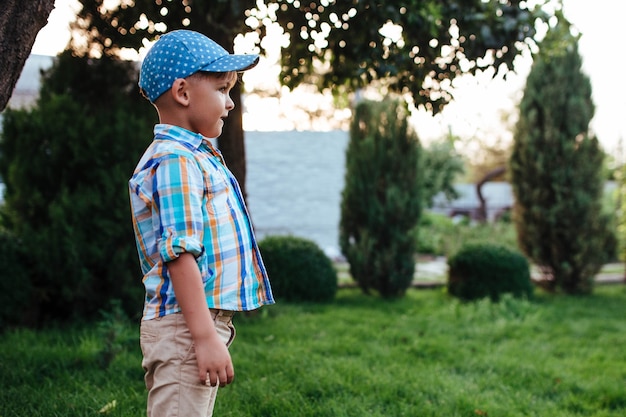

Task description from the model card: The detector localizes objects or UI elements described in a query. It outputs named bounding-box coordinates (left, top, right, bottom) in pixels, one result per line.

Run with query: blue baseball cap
left=139, top=30, right=259, bottom=102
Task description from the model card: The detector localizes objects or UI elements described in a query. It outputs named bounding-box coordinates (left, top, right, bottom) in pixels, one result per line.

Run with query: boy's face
left=185, top=72, right=236, bottom=138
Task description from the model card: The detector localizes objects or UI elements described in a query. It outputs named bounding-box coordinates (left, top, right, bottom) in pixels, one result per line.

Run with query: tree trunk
left=207, top=24, right=250, bottom=201
left=475, top=166, right=506, bottom=222
left=218, top=81, right=248, bottom=200
left=0, top=0, right=55, bottom=111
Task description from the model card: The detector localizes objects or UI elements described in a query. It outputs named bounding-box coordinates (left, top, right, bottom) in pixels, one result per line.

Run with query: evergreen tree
left=509, top=19, right=607, bottom=294
left=339, top=98, right=421, bottom=298
left=0, top=51, right=155, bottom=323
left=619, top=160, right=626, bottom=269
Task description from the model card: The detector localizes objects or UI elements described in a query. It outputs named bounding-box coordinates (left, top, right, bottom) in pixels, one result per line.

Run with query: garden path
left=411, top=258, right=625, bottom=288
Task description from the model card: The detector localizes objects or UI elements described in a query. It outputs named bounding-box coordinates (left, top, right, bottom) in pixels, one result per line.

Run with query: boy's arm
left=167, top=252, right=234, bottom=387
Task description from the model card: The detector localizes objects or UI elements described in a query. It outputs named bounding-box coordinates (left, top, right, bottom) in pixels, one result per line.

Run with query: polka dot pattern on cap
left=139, top=30, right=259, bottom=102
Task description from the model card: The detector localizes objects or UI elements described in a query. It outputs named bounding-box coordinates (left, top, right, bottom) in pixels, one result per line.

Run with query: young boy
left=129, top=30, right=274, bottom=417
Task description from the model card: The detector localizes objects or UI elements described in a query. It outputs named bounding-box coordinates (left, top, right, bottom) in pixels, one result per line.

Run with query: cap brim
left=200, top=54, right=260, bottom=72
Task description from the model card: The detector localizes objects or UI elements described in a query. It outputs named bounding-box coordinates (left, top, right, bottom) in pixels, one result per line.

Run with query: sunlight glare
left=23, top=0, right=626, bottom=151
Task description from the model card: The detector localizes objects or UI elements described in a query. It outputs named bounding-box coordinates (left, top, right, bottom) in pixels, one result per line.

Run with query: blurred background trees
left=509, top=17, right=609, bottom=294
left=70, top=0, right=548, bottom=194
left=340, top=99, right=421, bottom=297
left=0, top=52, right=154, bottom=325
left=5, top=0, right=615, bottom=324
left=271, top=0, right=544, bottom=113
left=420, top=137, right=465, bottom=208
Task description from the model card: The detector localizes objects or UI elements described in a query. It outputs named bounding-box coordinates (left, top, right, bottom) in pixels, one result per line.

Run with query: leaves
left=268, top=0, right=548, bottom=112
left=510, top=20, right=607, bottom=294
left=73, top=0, right=549, bottom=113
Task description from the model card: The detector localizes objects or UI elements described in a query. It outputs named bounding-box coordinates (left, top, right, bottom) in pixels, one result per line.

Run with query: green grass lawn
left=2, top=286, right=626, bottom=416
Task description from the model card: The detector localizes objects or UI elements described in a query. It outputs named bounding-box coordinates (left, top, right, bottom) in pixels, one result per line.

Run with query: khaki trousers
left=140, top=310, right=236, bottom=417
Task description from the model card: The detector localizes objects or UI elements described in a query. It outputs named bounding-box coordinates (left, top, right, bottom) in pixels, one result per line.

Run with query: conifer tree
left=339, top=98, right=421, bottom=297
left=619, top=161, right=626, bottom=272
left=0, top=52, right=154, bottom=323
left=509, top=19, right=607, bottom=294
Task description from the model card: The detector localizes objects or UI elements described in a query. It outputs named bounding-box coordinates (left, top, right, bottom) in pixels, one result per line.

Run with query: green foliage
left=74, top=0, right=256, bottom=56
left=420, top=137, right=464, bottom=208
left=415, top=212, right=457, bottom=255
left=447, top=243, right=533, bottom=302
left=509, top=21, right=608, bottom=294
left=599, top=185, right=619, bottom=263
left=339, top=98, right=421, bottom=297
left=0, top=51, right=155, bottom=324
left=259, top=235, right=337, bottom=302
left=71, top=0, right=549, bottom=212
left=417, top=212, right=518, bottom=257
left=619, top=166, right=626, bottom=263
left=75, top=0, right=548, bottom=114
left=270, top=1, right=548, bottom=113
left=0, top=231, right=31, bottom=328
left=96, top=300, right=133, bottom=368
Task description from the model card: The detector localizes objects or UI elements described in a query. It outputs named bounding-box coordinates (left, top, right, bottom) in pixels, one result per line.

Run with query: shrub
left=259, top=235, right=337, bottom=302
left=447, top=243, right=533, bottom=302
left=0, top=231, right=31, bottom=328
left=0, top=52, right=155, bottom=323
left=339, top=98, right=421, bottom=298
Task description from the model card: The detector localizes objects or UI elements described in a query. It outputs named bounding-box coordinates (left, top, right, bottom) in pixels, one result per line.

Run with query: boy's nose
left=226, top=95, right=235, bottom=110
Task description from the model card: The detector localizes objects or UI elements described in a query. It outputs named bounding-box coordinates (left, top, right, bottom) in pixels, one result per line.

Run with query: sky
left=30, top=0, right=626, bottom=155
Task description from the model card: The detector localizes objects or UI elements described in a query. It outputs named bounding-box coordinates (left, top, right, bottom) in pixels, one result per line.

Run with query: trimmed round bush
left=259, top=235, right=337, bottom=302
left=447, top=243, right=533, bottom=302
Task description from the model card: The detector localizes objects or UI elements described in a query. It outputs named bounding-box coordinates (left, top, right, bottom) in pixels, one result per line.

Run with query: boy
left=129, top=30, right=274, bottom=417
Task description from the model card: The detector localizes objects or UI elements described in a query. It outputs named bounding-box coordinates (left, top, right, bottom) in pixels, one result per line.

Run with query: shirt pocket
left=204, top=170, right=232, bottom=219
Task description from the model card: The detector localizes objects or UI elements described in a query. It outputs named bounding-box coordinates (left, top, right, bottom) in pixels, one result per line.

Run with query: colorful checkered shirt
left=129, top=124, right=274, bottom=320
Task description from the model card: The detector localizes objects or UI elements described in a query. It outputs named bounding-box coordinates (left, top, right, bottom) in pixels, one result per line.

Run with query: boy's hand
left=167, top=253, right=235, bottom=387
left=196, top=334, right=235, bottom=387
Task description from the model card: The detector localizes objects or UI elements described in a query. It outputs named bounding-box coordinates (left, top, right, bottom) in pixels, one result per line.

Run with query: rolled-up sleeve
left=154, top=154, right=205, bottom=262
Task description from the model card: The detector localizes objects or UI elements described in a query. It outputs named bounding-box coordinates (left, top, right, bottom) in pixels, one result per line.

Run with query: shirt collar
left=154, top=124, right=223, bottom=159
left=154, top=124, right=204, bottom=148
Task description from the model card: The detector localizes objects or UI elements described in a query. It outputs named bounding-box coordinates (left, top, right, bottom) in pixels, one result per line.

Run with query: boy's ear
left=170, top=78, right=190, bottom=106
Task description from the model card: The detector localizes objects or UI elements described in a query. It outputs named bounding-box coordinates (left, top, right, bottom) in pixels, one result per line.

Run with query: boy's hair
left=143, top=71, right=238, bottom=102
left=139, top=30, right=258, bottom=103
left=187, top=70, right=238, bottom=87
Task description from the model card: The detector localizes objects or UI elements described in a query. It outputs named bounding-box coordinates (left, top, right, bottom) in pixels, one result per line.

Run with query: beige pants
left=140, top=310, right=236, bottom=417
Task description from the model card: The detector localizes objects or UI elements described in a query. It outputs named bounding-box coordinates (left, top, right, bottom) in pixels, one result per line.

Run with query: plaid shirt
left=129, top=124, right=274, bottom=320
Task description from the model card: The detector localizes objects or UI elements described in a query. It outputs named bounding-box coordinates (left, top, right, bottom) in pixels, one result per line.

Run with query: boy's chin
left=208, top=120, right=224, bottom=138
left=200, top=127, right=222, bottom=139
